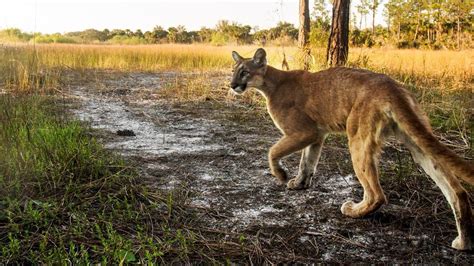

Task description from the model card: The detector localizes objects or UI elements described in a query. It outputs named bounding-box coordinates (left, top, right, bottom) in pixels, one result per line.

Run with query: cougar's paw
left=272, top=168, right=288, bottom=185
left=275, top=178, right=287, bottom=186
left=451, top=236, right=472, bottom=251
left=340, top=201, right=360, bottom=218
left=287, top=177, right=309, bottom=190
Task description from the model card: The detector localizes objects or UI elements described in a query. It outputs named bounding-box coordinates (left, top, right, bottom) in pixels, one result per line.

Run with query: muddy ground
left=65, top=71, right=473, bottom=263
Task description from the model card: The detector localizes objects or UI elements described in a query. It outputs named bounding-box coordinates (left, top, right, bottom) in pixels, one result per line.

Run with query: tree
left=369, top=0, right=381, bottom=34
left=212, top=20, right=252, bottom=44
left=197, top=27, right=214, bottom=43
left=298, top=0, right=311, bottom=70
left=75, top=29, right=107, bottom=42
left=167, top=27, right=178, bottom=43
left=135, top=29, right=144, bottom=38
left=187, top=31, right=199, bottom=43
left=109, top=29, right=126, bottom=38
left=310, top=0, right=331, bottom=47
left=254, top=29, right=269, bottom=46
left=326, top=0, right=350, bottom=66
left=215, top=20, right=230, bottom=33
left=431, top=0, right=446, bottom=45
left=151, top=26, right=168, bottom=43
left=167, top=25, right=190, bottom=43
left=384, top=0, right=404, bottom=42
left=124, top=29, right=133, bottom=37
left=312, top=0, right=330, bottom=23
left=445, top=0, right=472, bottom=49
left=102, top=29, right=110, bottom=38
left=143, top=31, right=154, bottom=43
left=357, top=1, right=369, bottom=29
left=227, top=23, right=252, bottom=44
left=144, top=27, right=168, bottom=44
left=177, top=25, right=190, bottom=43
left=270, top=21, right=298, bottom=40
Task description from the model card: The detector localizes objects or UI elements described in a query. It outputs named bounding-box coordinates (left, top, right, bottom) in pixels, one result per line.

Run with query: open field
left=2, top=44, right=473, bottom=81
left=2, top=44, right=471, bottom=145
left=0, top=44, right=473, bottom=263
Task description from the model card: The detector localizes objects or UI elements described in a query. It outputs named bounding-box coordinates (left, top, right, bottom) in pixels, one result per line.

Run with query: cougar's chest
left=265, top=99, right=293, bottom=135
left=267, top=106, right=284, bottom=133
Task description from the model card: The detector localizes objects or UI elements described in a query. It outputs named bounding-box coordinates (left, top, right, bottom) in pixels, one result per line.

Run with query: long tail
left=391, top=94, right=474, bottom=185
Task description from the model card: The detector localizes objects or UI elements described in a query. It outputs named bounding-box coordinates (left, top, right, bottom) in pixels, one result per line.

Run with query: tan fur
left=231, top=49, right=474, bottom=250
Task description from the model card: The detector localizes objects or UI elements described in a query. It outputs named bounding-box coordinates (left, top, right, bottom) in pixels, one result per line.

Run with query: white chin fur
left=231, top=86, right=245, bottom=94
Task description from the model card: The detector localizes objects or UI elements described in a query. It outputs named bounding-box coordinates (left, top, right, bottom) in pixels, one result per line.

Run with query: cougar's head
left=230, top=48, right=267, bottom=94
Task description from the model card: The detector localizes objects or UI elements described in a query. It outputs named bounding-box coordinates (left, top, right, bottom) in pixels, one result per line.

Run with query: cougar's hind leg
left=341, top=134, right=387, bottom=217
left=287, top=134, right=326, bottom=190
left=342, top=110, right=388, bottom=218
left=269, top=134, right=318, bottom=185
left=400, top=133, right=473, bottom=250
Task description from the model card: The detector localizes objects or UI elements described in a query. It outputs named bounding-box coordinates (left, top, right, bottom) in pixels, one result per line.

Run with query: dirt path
left=67, top=71, right=473, bottom=263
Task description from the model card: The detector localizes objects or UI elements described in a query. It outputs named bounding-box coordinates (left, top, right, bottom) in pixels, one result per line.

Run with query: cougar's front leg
left=287, top=135, right=326, bottom=190
left=268, top=134, right=317, bottom=185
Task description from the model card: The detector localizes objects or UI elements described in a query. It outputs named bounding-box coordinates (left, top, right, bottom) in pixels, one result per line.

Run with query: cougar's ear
left=232, top=51, right=243, bottom=63
left=253, top=48, right=267, bottom=66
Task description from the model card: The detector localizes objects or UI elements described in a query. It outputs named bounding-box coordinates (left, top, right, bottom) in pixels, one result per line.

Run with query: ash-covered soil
left=66, top=71, right=473, bottom=264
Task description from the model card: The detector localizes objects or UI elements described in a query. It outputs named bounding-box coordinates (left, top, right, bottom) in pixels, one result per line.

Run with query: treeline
left=0, top=21, right=297, bottom=46
left=353, top=0, right=473, bottom=49
left=0, top=0, right=472, bottom=49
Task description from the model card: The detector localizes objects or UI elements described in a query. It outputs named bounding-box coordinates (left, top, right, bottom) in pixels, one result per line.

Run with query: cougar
left=230, top=48, right=473, bottom=250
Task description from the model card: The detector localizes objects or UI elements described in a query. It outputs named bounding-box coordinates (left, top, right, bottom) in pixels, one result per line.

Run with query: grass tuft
left=0, top=95, right=198, bottom=263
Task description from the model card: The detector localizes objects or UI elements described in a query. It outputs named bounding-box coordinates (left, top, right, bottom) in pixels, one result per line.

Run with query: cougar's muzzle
left=230, top=81, right=247, bottom=94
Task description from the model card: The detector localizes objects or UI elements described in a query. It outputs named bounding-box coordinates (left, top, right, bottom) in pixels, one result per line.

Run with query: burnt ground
left=65, top=71, right=473, bottom=263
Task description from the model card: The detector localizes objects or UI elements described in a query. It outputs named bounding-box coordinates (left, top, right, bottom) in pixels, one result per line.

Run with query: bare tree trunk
left=457, top=17, right=461, bottom=49
left=372, top=7, right=375, bottom=34
left=327, top=0, right=350, bottom=67
left=298, top=0, right=311, bottom=70
left=387, top=14, right=390, bottom=34
left=435, top=5, right=442, bottom=44
left=397, top=22, right=401, bottom=42
left=436, top=22, right=442, bottom=44
left=414, top=22, right=419, bottom=42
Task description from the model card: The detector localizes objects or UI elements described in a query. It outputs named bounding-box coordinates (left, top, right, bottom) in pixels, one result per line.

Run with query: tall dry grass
left=1, top=43, right=471, bottom=90
left=348, top=48, right=473, bottom=91
left=0, top=43, right=471, bottom=148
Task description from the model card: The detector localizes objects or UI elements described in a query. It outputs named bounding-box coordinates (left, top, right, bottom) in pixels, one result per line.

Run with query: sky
left=0, top=0, right=386, bottom=34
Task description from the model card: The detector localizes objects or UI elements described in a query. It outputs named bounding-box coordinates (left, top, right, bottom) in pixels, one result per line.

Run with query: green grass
left=0, top=95, right=199, bottom=263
